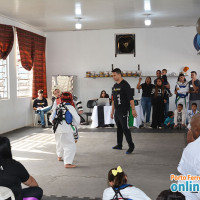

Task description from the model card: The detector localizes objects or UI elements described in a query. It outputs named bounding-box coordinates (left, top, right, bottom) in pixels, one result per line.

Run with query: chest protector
left=53, top=102, right=73, bottom=133
left=56, top=103, right=73, bottom=124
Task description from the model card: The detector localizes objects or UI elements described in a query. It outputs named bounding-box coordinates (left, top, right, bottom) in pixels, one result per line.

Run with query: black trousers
left=114, top=112, right=134, bottom=148
left=152, top=101, right=165, bottom=128
left=97, top=106, right=105, bottom=127
left=18, top=187, right=43, bottom=200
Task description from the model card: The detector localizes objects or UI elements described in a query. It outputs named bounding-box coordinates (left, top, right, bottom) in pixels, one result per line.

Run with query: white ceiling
left=0, top=0, right=199, bottom=32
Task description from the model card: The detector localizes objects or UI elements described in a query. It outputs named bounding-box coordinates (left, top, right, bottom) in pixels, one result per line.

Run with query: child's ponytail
left=108, top=166, right=127, bottom=188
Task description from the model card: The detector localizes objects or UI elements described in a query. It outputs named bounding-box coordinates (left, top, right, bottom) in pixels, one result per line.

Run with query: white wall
left=46, top=26, right=199, bottom=113
left=0, top=16, right=45, bottom=134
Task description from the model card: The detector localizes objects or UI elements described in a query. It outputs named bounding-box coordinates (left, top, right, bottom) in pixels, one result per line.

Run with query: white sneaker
left=146, top=122, right=151, bottom=128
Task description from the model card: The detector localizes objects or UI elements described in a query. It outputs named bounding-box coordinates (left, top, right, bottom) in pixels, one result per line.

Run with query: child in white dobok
left=103, top=166, right=151, bottom=200
left=50, top=92, right=80, bottom=168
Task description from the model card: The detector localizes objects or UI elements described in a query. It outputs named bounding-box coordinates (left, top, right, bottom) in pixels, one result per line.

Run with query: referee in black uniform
left=111, top=68, right=137, bottom=154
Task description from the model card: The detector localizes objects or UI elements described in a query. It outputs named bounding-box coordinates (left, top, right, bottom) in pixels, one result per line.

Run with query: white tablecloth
left=133, top=105, right=144, bottom=128
left=91, top=105, right=144, bottom=128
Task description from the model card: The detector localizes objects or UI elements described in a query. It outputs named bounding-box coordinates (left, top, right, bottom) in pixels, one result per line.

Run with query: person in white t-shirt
left=103, top=166, right=151, bottom=200
left=178, top=113, right=200, bottom=200
left=187, top=102, right=200, bottom=129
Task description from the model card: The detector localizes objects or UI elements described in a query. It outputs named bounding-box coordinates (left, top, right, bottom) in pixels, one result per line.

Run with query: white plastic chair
left=0, top=186, right=15, bottom=200
left=34, top=113, right=48, bottom=128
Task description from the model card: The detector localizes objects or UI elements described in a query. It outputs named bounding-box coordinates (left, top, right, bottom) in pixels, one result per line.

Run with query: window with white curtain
left=16, top=38, right=33, bottom=97
left=0, top=58, right=8, bottom=99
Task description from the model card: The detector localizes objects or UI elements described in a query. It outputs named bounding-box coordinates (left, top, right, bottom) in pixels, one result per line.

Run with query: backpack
left=111, top=184, right=133, bottom=200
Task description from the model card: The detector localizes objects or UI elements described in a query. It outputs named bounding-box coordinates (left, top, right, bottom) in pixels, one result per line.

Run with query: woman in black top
left=137, top=76, right=154, bottom=126
left=0, top=137, right=43, bottom=200
left=98, top=90, right=111, bottom=105
left=100, top=90, right=110, bottom=98
left=151, top=78, right=170, bottom=129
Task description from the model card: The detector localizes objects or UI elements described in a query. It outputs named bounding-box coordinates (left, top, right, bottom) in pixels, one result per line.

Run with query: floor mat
left=42, top=196, right=101, bottom=200
left=79, top=127, right=186, bottom=133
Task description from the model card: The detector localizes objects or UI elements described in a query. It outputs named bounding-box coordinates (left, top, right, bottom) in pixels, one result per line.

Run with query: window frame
left=0, top=58, right=9, bottom=100
left=16, top=34, right=33, bottom=98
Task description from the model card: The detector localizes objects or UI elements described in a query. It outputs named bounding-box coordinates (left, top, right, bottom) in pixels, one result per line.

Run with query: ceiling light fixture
left=75, top=22, right=82, bottom=29
left=144, top=14, right=151, bottom=26
left=144, top=0, right=151, bottom=11
left=75, top=17, right=82, bottom=30
left=145, top=18, right=151, bottom=26
left=75, top=3, right=82, bottom=16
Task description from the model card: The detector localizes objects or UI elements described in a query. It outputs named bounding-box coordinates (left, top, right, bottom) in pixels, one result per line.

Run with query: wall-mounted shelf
left=85, top=76, right=139, bottom=79
left=85, top=75, right=184, bottom=79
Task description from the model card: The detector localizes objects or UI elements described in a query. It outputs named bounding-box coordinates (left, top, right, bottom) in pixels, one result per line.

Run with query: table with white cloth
left=91, top=105, right=144, bottom=128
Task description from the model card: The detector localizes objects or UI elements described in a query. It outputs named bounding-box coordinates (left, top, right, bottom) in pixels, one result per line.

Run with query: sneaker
left=126, top=147, right=134, bottom=154
left=126, top=143, right=135, bottom=154
left=42, top=125, right=45, bottom=128
left=146, top=122, right=151, bottom=128
left=112, top=145, right=122, bottom=150
left=151, top=126, right=157, bottom=129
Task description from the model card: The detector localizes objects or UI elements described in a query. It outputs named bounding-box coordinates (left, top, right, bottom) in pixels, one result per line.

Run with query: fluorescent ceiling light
left=144, top=0, right=151, bottom=11
left=144, top=18, right=151, bottom=26
left=75, top=3, right=82, bottom=15
left=75, top=22, right=82, bottom=29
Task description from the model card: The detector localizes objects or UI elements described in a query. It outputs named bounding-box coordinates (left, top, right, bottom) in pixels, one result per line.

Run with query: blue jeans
left=141, top=97, right=152, bottom=123
left=164, top=99, right=169, bottom=119
left=36, top=106, right=51, bottom=125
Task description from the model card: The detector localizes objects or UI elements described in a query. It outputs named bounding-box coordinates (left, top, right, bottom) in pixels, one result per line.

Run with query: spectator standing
left=188, top=71, right=200, bottom=110
left=175, top=74, right=189, bottom=110
left=154, top=70, right=171, bottom=118
left=151, top=78, right=170, bottom=129
left=137, top=76, right=154, bottom=127
left=154, top=70, right=162, bottom=85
